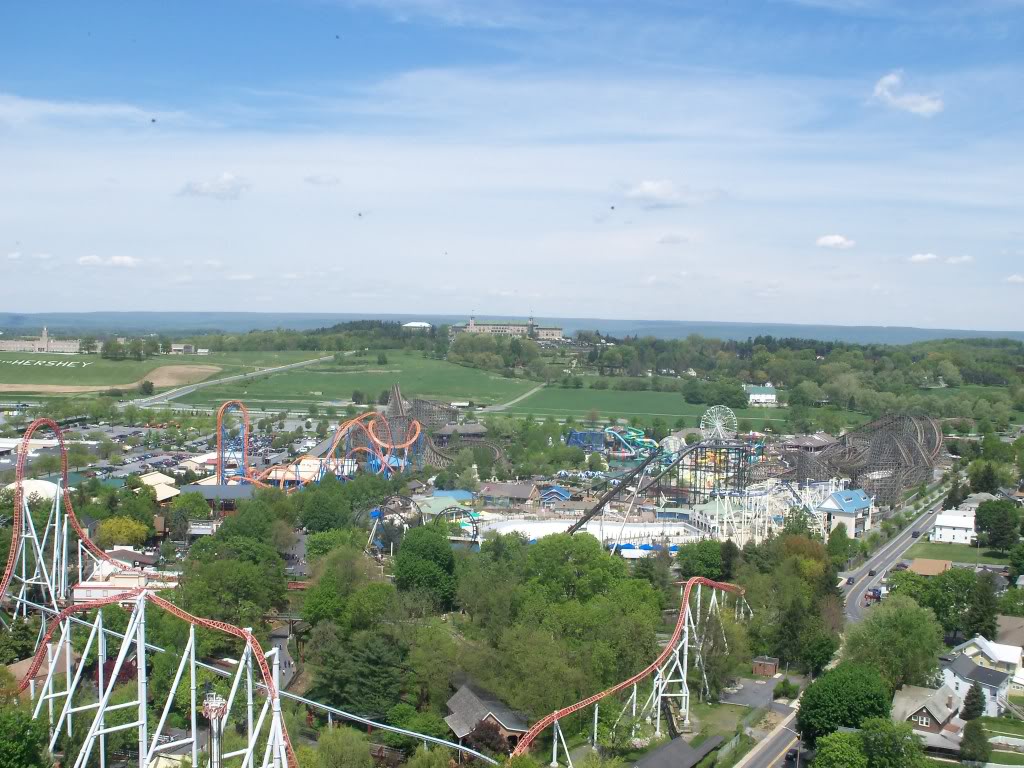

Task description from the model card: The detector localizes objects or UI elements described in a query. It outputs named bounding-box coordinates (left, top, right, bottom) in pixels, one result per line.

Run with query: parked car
left=846, top=576, right=855, bottom=585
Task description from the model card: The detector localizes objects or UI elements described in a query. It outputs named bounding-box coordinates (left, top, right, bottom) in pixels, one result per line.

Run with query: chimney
left=947, top=695, right=954, bottom=709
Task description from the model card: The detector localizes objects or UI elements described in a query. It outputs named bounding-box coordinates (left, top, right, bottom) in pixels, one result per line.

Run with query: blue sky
left=2, top=0, right=1023, bottom=329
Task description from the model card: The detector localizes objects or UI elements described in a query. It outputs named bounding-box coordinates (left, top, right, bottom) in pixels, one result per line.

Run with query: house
left=432, top=489, right=475, bottom=503
left=890, top=684, right=963, bottom=750
left=909, top=558, right=952, bottom=577
left=169, top=343, right=195, bottom=355
left=479, top=482, right=539, bottom=509
left=817, top=489, right=874, bottom=538
left=540, top=484, right=572, bottom=506
left=997, top=616, right=1024, bottom=648
left=752, top=656, right=779, bottom=676
left=940, top=654, right=1010, bottom=717
left=138, top=471, right=177, bottom=488
left=445, top=684, right=528, bottom=750
left=743, top=384, right=777, bottom=406
left=434, top=423, right=488, bottom=446
left=959, top=492, right=1000, bottom=511
left=952, top=634, right=1024, bottom=692
left=931, top=509, right=975, bottom=544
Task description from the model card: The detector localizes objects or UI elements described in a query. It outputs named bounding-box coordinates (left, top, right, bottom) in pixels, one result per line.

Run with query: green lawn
left=991, top=751, right=1024, bottom=766
left=686, top=702, right=747, bottom=737
left=905, top=541, right=1010, bottom=565
left=0, top=350, right=323, bottom=389
left=981, top=716, right=1024, bottom=738
left=175, top=351, right=537, bottom=407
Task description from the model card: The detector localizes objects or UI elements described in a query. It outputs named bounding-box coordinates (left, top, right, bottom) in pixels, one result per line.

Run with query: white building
left=817, top=488, right=874, bottom=538
left=941, top=653, right=1010, bottom=717
left=743, top=384, right=777, bottom=406
left=0, top=326, right=81, bottom=353
left=931, top=509, right=976, bottom=544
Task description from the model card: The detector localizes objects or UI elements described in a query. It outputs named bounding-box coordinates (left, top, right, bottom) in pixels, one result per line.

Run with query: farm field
left=174, top=352, right=537, bottom=407
left=0, top=350, right=324, bottom=393
left=905, top=540, right=1009, bottom=565
left=502, top=387, right=814, bottom=429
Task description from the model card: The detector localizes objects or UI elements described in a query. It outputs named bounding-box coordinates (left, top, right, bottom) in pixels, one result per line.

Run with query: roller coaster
left=2, top=417, right=756, bottom=768
left=212, top=385, right=489, bottom=492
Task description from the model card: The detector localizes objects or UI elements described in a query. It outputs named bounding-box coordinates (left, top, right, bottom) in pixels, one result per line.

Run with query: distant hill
left=2, top=312, right=1022, bottom=345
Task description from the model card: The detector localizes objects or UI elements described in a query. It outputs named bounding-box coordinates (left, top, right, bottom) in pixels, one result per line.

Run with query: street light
left=781, top=725, right=801, bottom=768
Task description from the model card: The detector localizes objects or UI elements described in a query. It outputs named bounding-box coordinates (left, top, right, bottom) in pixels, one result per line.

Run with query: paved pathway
left=134, top=355, right=334, bottom=406
left=483, top=383, right=545, bottom=412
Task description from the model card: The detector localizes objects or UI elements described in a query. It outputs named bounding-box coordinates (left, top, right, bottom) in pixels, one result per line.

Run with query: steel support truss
left=20, top=591, right=290, bottom=768
left=526, top=578, right=751, bottom=768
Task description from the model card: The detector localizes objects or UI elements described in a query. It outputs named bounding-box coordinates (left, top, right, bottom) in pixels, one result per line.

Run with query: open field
left=0, top=351, right=323, bottom=393
left=502, top=387, right=858, bottom=429
left=905, top=540, right=1010, bottom=565
left=174, top=352, right=537, bottom=407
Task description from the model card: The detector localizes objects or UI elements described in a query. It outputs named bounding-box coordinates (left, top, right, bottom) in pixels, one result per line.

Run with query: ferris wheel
left=700, top=405, right=739, bottom=441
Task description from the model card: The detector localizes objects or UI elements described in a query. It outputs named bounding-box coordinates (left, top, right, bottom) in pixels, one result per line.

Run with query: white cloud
left=1007, top=274, right=1024, bottom=284
left=77, top=254, right=141, bottom=268
left=226, top=273, right=255, bottom=281
left=0, top=92, right=181, bottom=127
left=624, top=179, right=714, bottom=209
left=815, top=234, right=855, bottom=249
left=304, top=174, right=341, bottom=186
left=945, top=254, right=974, bottom=264
left=179, top=172, right=252, bottom=200
left=32, top=252, right=52, bottom=260
left=872, top=71, right=944, bottom=117
left=6, top=251, right=20, bottom=260
left=909, top=252, right=938, bottom=263
left=204, top=259, right=224, bottom=268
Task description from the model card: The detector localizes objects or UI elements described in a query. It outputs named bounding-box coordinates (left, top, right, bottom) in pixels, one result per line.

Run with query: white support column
left=137, top=597, right=148, bottom=768
left=271, top=646, right=283, bottom=768
left=98, top=611, right=107, bottom=768
left=190, top=625, right=198, bottom=768
left=551, top=720, right=560, bottom=768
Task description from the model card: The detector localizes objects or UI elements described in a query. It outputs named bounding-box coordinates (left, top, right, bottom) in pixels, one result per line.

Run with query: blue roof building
left=818, top=488, right=874, bottom=538
left=540, top=484, right=572, bottom=504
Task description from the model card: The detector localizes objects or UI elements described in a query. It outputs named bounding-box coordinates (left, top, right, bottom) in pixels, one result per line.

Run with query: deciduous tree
left=843, top=596, right=943, bottom=689
left=796, top=663, right=891, bottom=746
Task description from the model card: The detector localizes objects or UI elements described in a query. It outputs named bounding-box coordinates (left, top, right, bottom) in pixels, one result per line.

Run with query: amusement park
left=0, top=368, right=957, bottom=768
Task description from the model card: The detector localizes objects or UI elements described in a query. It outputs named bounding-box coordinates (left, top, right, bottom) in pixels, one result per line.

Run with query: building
left=908, top=558, right=952, bottom=577
left=456, top=316, right=563, bottom=341
left=402, top=321, right=432, bottom=331
left=434, top=422, right=488, bottom=446
left=931, top=509, right=976, bottom=544
left=0, top=327, right=81, bottom=353
left=940, top=654, right=1010, bottom=717
left=958, top=492, right=1000, bottom=511
left=479, top=482, right=539, bottom=509
left=890, top=684, right=963, bottom=749
left=951, top=634, right=1024, bottom=692
left=169, top=343, right=195, bottom=355
left=445, top=684, right=528, bottom=751
left=783, top=433, right=837, bottom=453
left=743, top=384, right=777, bottom=406
left=752, top=656, right=779, bottom=676
left=817, top=488, right=874, bottom=538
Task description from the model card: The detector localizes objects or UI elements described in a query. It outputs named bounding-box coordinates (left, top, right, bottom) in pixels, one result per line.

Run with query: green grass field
left=175, top=351, right=537, bottom=407
left=905, top=540, right=1009, bottom=565
left=0, top=350, right=324, bottom=390
left=503, top=386, right=847, bottom=429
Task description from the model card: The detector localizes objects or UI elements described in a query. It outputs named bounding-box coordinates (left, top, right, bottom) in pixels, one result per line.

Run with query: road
left=741, top=496, right=946, bottom=768
left=842, top=501, right=943, bottom=623
left=134, top=355, right=333, bottom=407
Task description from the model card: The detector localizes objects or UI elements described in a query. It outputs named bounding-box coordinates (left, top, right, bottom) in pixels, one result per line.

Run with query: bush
left=774, top=678, right=800, bottom=699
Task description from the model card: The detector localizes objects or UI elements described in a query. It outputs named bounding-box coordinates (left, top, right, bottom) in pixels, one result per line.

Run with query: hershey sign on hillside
left=0, top=359, right=95, bottom=368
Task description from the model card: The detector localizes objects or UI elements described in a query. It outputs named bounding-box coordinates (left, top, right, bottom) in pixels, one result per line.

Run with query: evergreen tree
left=960, top=719, right=991, bottom=764
left=961, top=682, right=985, bottom=721
left=965, top=573, right=999, bottom=640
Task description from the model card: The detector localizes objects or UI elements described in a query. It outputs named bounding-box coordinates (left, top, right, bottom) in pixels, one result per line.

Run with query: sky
left=2, top=0, right=1023, bottom=330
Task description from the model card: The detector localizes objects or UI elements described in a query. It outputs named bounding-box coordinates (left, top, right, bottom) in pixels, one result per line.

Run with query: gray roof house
left=445, top=684, right=528, bottom=749
left=940, top=654, right=1010, bottom=718
left=891, top=683, right=963, bottom=751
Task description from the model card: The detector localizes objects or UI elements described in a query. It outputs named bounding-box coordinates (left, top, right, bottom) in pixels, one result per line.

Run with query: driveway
left=721, top=677, right=778, bottom=709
